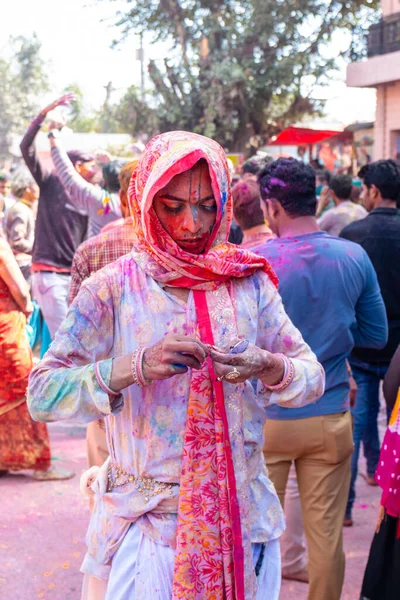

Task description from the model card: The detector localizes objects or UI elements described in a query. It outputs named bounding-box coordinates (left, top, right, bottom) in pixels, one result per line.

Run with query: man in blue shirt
left=252, top=158, right=387, bottom=600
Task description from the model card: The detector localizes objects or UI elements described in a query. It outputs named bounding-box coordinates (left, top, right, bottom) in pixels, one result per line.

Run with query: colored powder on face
left=283, top=335, right=293, bottom=348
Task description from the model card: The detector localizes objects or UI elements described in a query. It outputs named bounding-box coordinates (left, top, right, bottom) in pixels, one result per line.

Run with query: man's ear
left=370, top=183, right=380, bottom=201
left=266, top=198, right=278, bottom=218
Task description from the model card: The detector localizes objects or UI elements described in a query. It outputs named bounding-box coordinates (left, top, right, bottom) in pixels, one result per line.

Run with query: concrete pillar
left=374, top=85, right=386, bottom=160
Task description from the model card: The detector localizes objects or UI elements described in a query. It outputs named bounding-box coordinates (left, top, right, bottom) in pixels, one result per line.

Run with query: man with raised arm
left=20, top=94, right=91, bottom=338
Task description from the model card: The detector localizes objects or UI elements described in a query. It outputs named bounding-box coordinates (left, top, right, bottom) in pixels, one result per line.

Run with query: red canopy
left=269, top=126, right=343, bottom=146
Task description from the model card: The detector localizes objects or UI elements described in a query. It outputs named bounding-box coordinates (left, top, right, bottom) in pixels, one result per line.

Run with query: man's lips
left=177, top=237, right=208, bottom=253
left=177, top=237, right=206, bottom=245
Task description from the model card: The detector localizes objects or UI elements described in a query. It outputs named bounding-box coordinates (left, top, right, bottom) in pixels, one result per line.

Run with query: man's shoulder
left=74, top=226, right=133, bottom=263
left=259, top=232, right=367, bottom=266
left=7, top=200, right=28, bottom=215
left=260, top=232, right=356, bottom=249
left=74, top=233, right=102, bottom=257
left=79, top=251, right=138, bottom=297
left=321, top=205, right=339, bottom=217
left=310, top=232, right=369, bottom=264
left=340, top=215, right=368, bottom=239
left=100, top=220, right=135, bottom=239
left=5, top=203, right=19, bottom=221
left=354, top=203, right=368, bottom=216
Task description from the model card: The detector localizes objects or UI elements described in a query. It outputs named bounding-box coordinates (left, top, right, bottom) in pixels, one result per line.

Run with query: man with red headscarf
left=28, top=131, right=324, bottom=600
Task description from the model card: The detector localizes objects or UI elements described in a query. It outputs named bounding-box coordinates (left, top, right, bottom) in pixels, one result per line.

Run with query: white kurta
left=28, top=253, right=325, bottom=598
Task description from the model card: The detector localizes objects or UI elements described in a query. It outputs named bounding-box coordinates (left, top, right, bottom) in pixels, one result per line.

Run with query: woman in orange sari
left=0, top=237, right=69, bottom=479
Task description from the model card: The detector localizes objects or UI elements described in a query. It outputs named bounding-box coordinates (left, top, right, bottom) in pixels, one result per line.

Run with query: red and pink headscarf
left=128, top=130, right=278, bottom=290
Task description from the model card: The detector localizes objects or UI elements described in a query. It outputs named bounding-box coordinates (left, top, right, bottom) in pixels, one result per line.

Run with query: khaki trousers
left=86, top=419, right=109, bottom=468
left=264, top=411, right=353, bottom=600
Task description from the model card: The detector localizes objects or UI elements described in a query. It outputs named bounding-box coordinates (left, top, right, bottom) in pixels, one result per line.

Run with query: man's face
left=76, top=160, right=97, bottom=183
left=26, top=183, right=40, bottom=204
left=153, top=161, right=217, bottom=255
left=360, top=183, right=377, bottom=212
left=360, top=183, right=369, bottom=209
left=0, top=180, right=11, bottom=197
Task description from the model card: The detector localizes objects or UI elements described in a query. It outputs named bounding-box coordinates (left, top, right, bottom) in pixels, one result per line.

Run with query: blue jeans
left=346, top=358, right=389, bottom=518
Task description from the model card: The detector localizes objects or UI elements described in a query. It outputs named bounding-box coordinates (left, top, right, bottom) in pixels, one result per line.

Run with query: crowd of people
left=0, top=93, right=399, bottom=600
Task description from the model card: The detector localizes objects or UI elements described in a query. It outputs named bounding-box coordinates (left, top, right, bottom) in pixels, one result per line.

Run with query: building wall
left=346, top=50, right=400, bottom=87
left=374, top=81, right=400, bottom=159
left=381, top=0, right=400, bottom=17
left=347, top=0, right=400, bottom=160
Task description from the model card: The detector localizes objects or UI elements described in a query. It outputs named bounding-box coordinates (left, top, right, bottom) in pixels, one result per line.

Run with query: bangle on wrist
left=131, top=347, right=150, bottom=387
left=260, top=354, right=295, bottom=393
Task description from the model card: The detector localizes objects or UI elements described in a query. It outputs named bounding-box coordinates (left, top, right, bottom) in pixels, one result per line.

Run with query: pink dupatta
left=128, top=131, right=278, bottom=599
left=376, top=389, right=400, bottom=523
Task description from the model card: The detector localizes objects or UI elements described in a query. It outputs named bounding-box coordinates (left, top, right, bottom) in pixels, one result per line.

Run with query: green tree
left=62, top=84, right=101, bottom=133
left=113, top=85, right=159, bottom=137
left=100, top=0, right=379, bottom=151
left=0, top=34, right=49, bottom=158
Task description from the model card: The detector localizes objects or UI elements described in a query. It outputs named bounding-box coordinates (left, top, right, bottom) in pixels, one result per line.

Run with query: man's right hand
left=40, top=93, right=76, bottom=117
left=142, top=334, right=209, bottom=381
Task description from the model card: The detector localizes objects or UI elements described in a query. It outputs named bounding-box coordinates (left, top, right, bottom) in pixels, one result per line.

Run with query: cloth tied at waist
left=80, top=457, right=180, bottom=581
left=81, top=451, right=266, bottom=582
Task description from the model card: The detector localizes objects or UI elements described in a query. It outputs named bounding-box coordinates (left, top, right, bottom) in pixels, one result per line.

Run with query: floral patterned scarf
left=128, top=131, right=278, bottom=599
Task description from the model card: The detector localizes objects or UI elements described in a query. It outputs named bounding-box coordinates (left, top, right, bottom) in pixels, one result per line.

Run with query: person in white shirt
left=318, top=174, right=367, bottom=237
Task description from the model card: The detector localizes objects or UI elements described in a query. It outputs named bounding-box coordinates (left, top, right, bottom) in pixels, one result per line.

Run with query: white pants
left=32, top=271, right=71, bottom=338
left=82, top=525, right=281, bottom=600
left=281, top=465, right=307, bottom=575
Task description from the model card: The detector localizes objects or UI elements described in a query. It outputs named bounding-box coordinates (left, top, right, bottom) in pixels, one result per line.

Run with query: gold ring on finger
left=224, top=367, right=240, bottom=381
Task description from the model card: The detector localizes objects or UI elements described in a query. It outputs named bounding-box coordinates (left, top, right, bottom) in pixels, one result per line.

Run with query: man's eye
left=163, top=204, right=182, bottom=214
left=202, top=202, right=217, bottom=212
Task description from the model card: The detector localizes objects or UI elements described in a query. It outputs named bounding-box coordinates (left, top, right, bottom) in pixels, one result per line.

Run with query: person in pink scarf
left=28, top=131, right=324, bottom=600
left=361, top=345, right=400, bottom=600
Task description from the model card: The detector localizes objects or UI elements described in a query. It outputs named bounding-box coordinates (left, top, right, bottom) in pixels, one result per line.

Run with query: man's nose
left=182, top=206, right=201, bottom=233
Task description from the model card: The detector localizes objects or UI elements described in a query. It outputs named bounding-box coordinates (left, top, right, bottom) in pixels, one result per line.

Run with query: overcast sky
left=1, top=0, right=377, bottom=126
